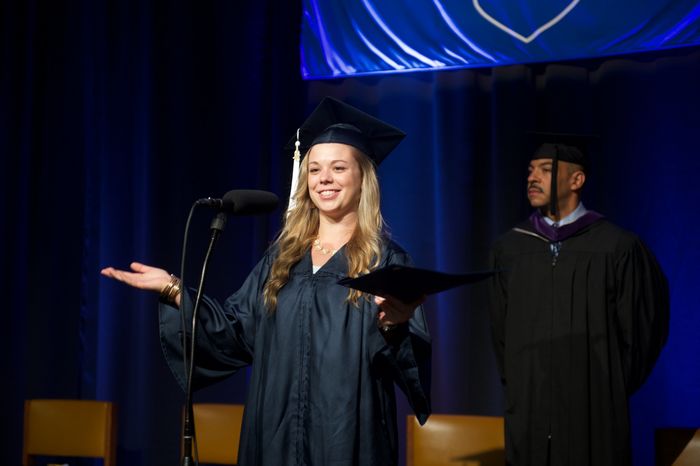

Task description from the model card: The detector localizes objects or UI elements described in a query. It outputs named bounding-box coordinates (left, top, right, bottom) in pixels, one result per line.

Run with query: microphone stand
left=181, top=211, right=227, bottom=466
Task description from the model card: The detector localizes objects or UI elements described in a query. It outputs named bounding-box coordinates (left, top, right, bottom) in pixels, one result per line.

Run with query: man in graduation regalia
left=489, top=134, right=670, bottom=466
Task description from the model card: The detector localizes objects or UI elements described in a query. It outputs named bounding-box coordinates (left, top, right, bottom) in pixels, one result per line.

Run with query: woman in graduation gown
left=101, top=97, right=431, bottom=466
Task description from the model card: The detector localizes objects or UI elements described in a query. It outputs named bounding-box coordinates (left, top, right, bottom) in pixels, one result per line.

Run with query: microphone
left=197, top=189, right=279, bottom=215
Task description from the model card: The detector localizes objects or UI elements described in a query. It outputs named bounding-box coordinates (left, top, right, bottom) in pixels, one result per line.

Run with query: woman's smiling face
left=307, top=143, right=363, bottom=222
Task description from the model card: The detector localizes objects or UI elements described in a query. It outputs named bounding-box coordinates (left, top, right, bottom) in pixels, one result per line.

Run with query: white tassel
left=287, top=128, right=301, bottom=212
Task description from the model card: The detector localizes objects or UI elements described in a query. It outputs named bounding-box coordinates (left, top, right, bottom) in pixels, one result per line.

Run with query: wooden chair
left=407, top=414, right=505, bottom=466
left=656, top=428, right=700, bottom=466
left=22, top=399, right=117, bottom=466
left=191, top=403, right=245, bottom=465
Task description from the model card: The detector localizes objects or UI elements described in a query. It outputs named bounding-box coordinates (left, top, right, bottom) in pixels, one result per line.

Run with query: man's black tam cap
left=530, top=131, right=593, bottom=167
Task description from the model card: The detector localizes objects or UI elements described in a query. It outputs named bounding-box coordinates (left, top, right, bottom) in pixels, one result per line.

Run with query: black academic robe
left=490, top=217, right=669, bottom=466
left=159, top=240, right=431, bottom=466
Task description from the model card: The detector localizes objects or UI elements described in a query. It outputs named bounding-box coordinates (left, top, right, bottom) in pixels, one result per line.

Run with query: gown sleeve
left=158, top=251, right=273, bottom=391
left=614, top=236, right=670, bottom=394
left=371, top=246, right=432, bottom=425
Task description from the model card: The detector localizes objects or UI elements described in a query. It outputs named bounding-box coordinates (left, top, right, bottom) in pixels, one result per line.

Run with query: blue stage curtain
left=1, top=1, right=304, bottom=465
left=300, top=0, right=700, bottom=78
left=2, top=1, right=699, bottom=465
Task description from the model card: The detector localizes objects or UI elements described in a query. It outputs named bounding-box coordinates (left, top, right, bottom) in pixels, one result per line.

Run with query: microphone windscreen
left=221, top=190, right=279, bottom=215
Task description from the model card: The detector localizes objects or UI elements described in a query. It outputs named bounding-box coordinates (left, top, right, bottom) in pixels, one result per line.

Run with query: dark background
left=2, top=1, right=698, bottom=465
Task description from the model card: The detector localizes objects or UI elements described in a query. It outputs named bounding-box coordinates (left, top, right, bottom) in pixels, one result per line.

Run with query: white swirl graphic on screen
left=473, top=0, right=581, bottom=44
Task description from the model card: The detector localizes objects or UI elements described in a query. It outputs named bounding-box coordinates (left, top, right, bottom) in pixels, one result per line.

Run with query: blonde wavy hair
left=263, top=146, right=384, bottom=310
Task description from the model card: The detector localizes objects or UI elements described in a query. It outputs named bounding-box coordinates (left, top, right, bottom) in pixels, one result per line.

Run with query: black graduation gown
left=159, top=240, right=431, bottom=466
left=490, top=218, right=669, bottom=466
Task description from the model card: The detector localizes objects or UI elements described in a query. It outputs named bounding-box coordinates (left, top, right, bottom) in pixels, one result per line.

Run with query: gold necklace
left=313, top=238, right=337, bottom=255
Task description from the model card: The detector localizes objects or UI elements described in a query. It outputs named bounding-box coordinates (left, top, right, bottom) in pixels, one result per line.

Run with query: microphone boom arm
left=181, top=211, right=227, bottom=466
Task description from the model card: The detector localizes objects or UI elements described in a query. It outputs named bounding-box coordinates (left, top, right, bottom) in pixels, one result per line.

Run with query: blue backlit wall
left=302, top=0, right=700, bottom=78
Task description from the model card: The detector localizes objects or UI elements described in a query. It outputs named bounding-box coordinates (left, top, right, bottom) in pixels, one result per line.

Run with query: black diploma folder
left=337, top=265, right=494, bottom=302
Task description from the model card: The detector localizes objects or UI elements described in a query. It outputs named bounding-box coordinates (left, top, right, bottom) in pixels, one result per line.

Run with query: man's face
left=527, top=159, right=580, bottom=210
left=527, top=159, right=553, bottom=208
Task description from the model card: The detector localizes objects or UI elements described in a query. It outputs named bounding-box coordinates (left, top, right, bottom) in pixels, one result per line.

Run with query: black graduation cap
left=337, top=265, right=494, bottom=303
left=285, top=97, right=406, bottom=210
left=528, top=132, right=596, bottom=218
left=285, top=96, right=406, bottom=165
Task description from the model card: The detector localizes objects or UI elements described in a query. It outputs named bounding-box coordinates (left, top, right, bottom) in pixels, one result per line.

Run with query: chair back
left=23, top=399, right=117, bottom=466
left=656, top=428, right=700, bottom=466
left=407, top=414, right=505, bottom=466
left=192, top=403, right=245, bottom=465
